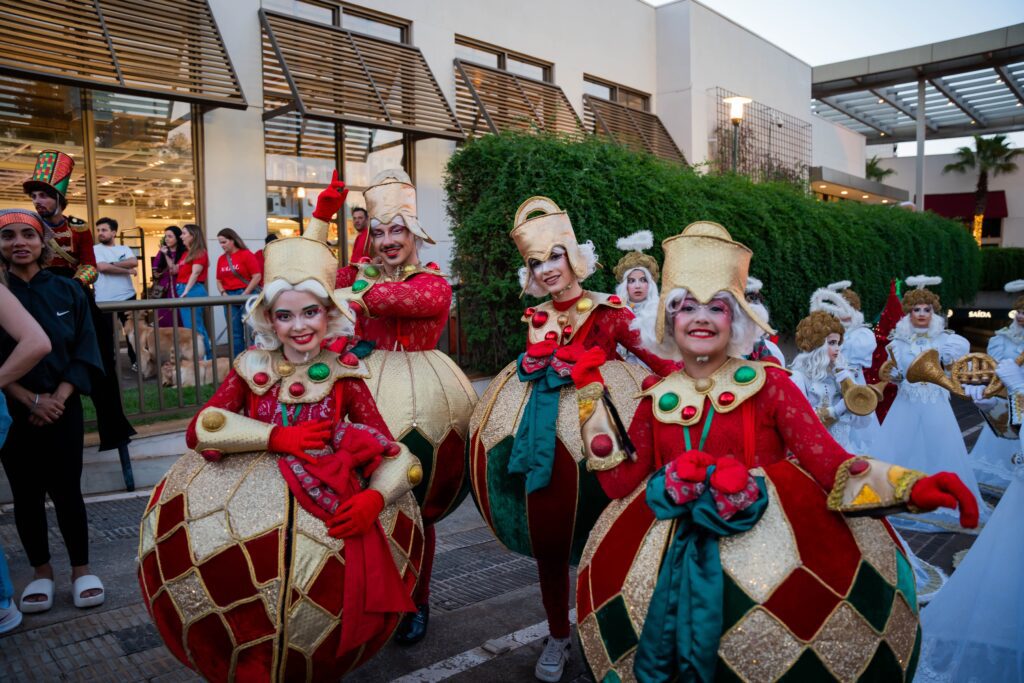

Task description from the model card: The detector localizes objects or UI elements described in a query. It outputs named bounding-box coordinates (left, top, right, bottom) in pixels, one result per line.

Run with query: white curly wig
left=517, top=243, right=599, bottom=297
left=648, top=288, right=761, bottom=360
left=245, top=279, right=354, bottom=350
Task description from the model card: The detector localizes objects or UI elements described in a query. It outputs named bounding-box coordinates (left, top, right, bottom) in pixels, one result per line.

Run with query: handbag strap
left=225, top=253, right=250, bottom=286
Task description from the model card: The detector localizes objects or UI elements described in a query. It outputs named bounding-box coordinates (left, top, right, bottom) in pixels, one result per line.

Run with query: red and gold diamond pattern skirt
left=138, top=450, right=424, bottom=682
left=577, top=459, right=920, bottom=682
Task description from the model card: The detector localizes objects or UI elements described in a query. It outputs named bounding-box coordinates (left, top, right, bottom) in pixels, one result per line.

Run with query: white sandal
left=19, top=578, right=54, bottom=614
left=72, top=575, right=105, bottom=609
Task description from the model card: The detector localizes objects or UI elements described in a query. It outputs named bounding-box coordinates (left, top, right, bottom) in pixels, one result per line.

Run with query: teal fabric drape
left=635, top=466, right=768, bottom=683
left=507, top=354, right=573, bottom=494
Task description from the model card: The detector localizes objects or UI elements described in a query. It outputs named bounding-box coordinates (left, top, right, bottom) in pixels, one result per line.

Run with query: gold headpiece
left=246, top=217, right=353, bottom=321
left=613, top=230, right=660, bottom=282
left=510, top=196, right=590, bottom=292
left=655, top=221, right=774, bottom=342
left=364, top=169, right=433, bottom=244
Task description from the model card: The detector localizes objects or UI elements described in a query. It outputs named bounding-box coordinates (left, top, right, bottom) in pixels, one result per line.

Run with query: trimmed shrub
left=445, top=132, right=981, bottom=373
left=980, top=247, right=1024, bottom=291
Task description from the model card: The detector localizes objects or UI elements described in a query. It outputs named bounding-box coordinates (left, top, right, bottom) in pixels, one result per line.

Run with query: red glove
left=564, top=347, right=606, bottom=388
left=268, top=420, right=332, bottom=463
left=336, top=426, right=396, bottom=478
left=312, top=169, right=348, bottom=222
left=669, top=450, right=716, bottom=482
left=328, top=489, right=385, bottom=538
left=526, top=339, right=558, bottom=359
left=710, top=457, right=750, bottom=494
left=909, top=472, right=979, bottom=529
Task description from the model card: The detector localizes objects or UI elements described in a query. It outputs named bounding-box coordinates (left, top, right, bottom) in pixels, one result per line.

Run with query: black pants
left=97, top=294, right=138, bottom=365
left=0, top=394, right=89, bottom=568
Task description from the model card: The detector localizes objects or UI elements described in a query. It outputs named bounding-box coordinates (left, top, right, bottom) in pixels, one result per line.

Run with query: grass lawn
left=82, top=384, right=215, bottom=432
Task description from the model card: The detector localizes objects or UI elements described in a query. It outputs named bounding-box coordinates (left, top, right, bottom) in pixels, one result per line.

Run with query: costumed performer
left=613, top=230, right=661, bottom=369
left=871, top=275, right=985, bottom=529
left=917, top=358, right=1024, bottom=682
left=331, top=168, right=476, bottom=646
left=810, top=281, right=883, bottom=449
left=967, top=279, right=1024, bottom=490
left=138, top=214, right=424, bottom=682
left=743, top=275, right=784, bottom=366
left=569, top=222, right=978, bottom=682
left=24, top=150, right=135, bottom=456
left=469, top=197, right=677, bottom=682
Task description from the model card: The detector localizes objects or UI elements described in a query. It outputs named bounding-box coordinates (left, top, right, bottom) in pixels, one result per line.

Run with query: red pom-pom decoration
left=590, top=434, right=614, bottom=457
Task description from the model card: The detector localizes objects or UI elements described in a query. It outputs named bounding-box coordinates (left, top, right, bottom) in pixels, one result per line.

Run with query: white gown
left=842, top=324, right=881, bottom=450
left=873, top=326, right=985, bottom=528
left=916, top=421, right=1024, bottom=682
left=971, top=325, right=1024, bottom=491
left=790, top=371, right=871, bottom=452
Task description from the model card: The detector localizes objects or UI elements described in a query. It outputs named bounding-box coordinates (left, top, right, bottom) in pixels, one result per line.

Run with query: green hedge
left=445, top=132, right=981, bottom=373
left=980, top=247, right=1024, bottom=291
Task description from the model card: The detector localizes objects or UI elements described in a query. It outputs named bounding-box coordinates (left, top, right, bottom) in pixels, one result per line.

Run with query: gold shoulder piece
left=523, top=291, right=618, bottom=345
left=827, top=457, right=926, bottom=516
left=233, top=349, right=370, bottom=403
left=643, top=360, right=766, bottom=426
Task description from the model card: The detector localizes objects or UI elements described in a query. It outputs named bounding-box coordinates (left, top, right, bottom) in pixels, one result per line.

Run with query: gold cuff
left=368, top=442, right=420, bottom=506
left=194, top=407, right=274, bottom=455
left=586, top=451, right=627, bottom=472
left=827, top=456, right=926, bottom=515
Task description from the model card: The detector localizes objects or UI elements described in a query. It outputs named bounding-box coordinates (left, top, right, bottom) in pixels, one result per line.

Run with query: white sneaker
left=534, top=636, right=570, bottom=682
left=0, top=598, right=22, bottom=634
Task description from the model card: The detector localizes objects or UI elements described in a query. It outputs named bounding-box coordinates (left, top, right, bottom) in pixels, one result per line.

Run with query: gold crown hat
left=510, top=196, right=592, bottom=293
left=613, top=230, right=660, bottom=283
left=363, top=168, right=433, bottom=244
left=246, top=219, right=354, bottom=321
left=1006, top=279, right=1024, bottom=312
left=655, top=221, right=774, bottom=343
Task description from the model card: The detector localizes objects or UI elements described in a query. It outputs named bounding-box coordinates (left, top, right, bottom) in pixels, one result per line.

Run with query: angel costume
left=613, top=230, right=660, bottom=369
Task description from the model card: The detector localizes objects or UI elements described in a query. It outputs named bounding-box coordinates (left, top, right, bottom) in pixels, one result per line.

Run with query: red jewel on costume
left=681, top=405, right=698, bottom=420
left=608, top=295, right=621, bottom=305
left=340, top=352, right=359, bottom=367
left=253, top=372, right=269, bottom=386
left=426, top=261, right=439, bottom=270
left=289, top=382, right=305, bottom=397
left=545, top=331, right=558, bottom=341
left=524, top=307, right=536, bottom=318
left=849, top=459, right=870, bottom=475
left=590, top=434, right=613, bottom=457
left=718, top=392, right=736, bottom=406
left=532, top=310, right=549, bottom=327
left=562, top=325, right=573, bottom=337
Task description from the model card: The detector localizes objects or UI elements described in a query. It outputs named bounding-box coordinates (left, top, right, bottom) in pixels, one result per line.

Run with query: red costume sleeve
left=185, top=369, right=251, bottom=449
left=351, top=230, right=370, bottom=261
left=764, top=368, right=852, bottom=490
left=595, top=394, right=659, bottom=499
left=336, top=265, right=357, bottom=288
left=340, top=378, right=394, bottom=440
left=362, top=274, right=452, bottom=319
left=75, top=229, right=96, bottom=267
left=606, top=307, right=678, bottom=377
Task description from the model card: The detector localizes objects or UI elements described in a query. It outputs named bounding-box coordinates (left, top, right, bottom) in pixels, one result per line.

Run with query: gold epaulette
left=233, top=349, right=370, bottom=405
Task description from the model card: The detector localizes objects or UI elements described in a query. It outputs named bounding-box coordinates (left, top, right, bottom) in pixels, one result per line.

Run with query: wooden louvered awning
left=0, top=0, right=246, bottom=109
left=584, top=95, right=686, bottom=164
left=261, top=10, right=463, bottom=141
left=454, top=59, right=585, bottom=138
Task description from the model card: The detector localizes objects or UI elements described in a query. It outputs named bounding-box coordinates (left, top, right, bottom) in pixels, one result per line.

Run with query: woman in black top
left=0, top=209, right=105, bottom=612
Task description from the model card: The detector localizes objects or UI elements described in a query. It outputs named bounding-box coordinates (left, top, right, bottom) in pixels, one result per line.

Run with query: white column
left=915, top=78, right=926, bottom=211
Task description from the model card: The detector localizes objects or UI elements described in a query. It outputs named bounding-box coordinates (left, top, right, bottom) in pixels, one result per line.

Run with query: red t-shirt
left=176, top=251, right=209, bottom=285
left=216, top=249, right=259, bottom=291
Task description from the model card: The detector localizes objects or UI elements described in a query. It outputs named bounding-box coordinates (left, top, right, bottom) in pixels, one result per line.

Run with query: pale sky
left=644, top=0, right=1024, bottom=67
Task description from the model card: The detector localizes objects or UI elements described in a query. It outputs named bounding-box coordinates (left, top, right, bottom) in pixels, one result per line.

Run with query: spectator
left=175, top=224, right=212, bottom=359
left=0, top=209, right=105, bottom=614
left=215, top=228, right=261, bottom=357
left=350, top=206, right=370, bottom=261
left=255, top=232, right=278, bottom=275
left=0, top=273, right=51, bottom=634
left=93, top=218, right=138, bottom=368
left=152, top=226, right=183, bottom=327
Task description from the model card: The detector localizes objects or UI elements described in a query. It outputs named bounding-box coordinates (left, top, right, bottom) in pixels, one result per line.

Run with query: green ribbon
left=635, top=466, right=768, bottom=683
left=507, top=354, right=574, bottom=494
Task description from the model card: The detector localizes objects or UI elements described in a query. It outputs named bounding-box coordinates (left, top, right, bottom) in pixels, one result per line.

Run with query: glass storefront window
left=263, top=0, right=334, bottom=23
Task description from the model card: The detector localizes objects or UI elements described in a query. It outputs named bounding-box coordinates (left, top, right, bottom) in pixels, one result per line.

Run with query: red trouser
left=412, top=524, right=435, bottom=606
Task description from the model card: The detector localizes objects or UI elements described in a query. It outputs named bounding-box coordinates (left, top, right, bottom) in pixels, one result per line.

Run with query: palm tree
left=942, top=134, right=1022, bottom=244
left=865, top=156, right=896, bottom=182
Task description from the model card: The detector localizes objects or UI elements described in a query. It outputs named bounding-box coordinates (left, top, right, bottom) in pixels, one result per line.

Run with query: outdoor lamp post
left=723, top=96, right=751, bottom=173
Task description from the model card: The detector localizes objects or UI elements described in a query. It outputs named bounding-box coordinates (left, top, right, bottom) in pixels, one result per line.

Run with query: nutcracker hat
left=364, top=168, right=433, bottom=244
left=246, top=218, right=354, bottom=321
left=901, top=274, right=942, bottom=313
left=510, top=196, right=594, bottom=294
left=1006, top=279, right=1024, bottom=313
left=613, top=230, right=660, bottom=283
left=655, top=221, right=774, bottom=343
left=23, top=149, right=74, bottom=199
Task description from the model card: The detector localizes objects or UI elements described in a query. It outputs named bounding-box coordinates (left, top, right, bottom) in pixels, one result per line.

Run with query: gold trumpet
left=905, top=349, right=964, bottom=397
left=868, top=347, right=898, bottom=398
left=839, top=377, right=880, bottom=416
left=904, top=349, right=1011, bottom=399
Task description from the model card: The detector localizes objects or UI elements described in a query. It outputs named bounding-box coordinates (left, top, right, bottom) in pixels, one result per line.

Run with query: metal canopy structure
left=0, top=0, right=246, bottom=110
left=454, top=59, right=585, bottom=138
left=812, top=24, right=1024, bottom=144
left=583, top=94, right=686, bottom=163
left=261, top=10, right=464, bottom=141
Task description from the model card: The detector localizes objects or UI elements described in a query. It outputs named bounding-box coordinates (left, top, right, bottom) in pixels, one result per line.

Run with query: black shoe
left=395, top=603, right=429, bottom=646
